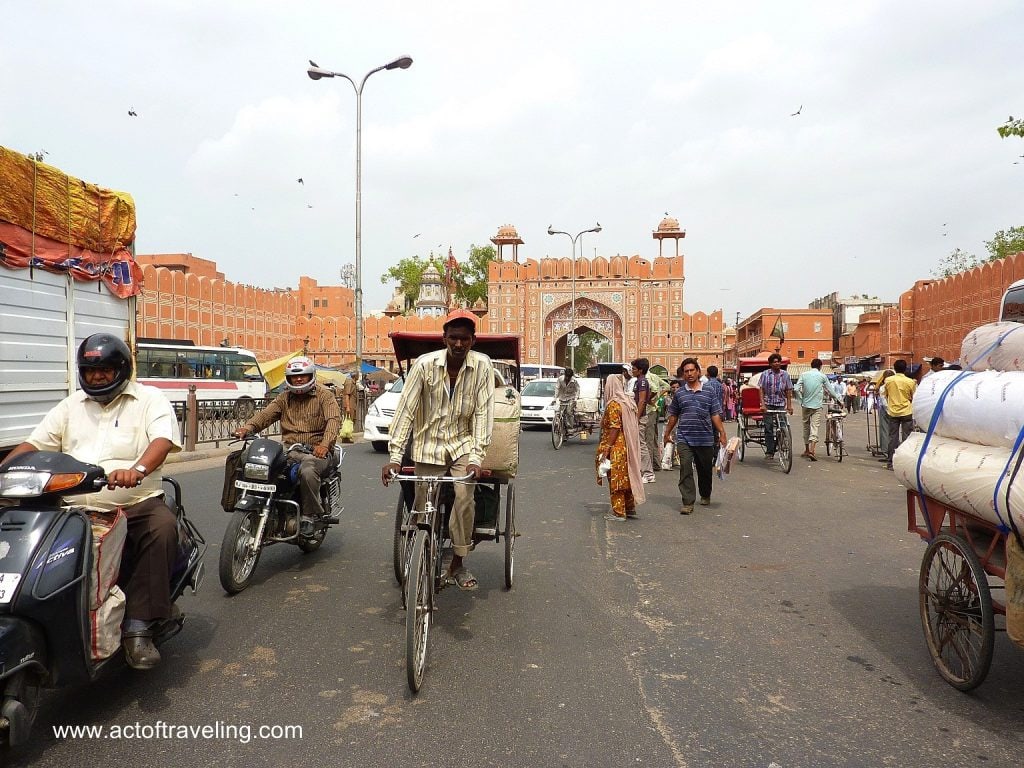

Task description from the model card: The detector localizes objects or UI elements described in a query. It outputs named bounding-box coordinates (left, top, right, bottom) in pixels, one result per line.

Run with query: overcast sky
left=3, top=1, right=1022, bottom=323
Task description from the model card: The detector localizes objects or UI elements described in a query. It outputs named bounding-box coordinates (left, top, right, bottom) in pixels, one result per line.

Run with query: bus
left=1000, top=279, right=1024, bottom=322
left=520, top=364, right=564, bottom=385
left=135, top=339, right=267, bottom=415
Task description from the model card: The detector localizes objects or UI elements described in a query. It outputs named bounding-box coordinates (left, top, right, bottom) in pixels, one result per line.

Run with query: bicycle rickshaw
left=735, top=354, right=793, bottom=473
left=907, top=489, right=1014, bottom=691
left=386, top=331, right=520, bottom=692
left=551, top=377, right=600, bottom=450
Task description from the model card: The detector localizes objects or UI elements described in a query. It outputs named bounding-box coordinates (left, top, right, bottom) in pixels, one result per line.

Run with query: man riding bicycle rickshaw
left=555, top=367, right=580, bottom=430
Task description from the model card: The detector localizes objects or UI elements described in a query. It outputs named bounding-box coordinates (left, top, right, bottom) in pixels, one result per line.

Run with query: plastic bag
left=339, top=417, right=355, bottom=441
left=660, top=443, right=675, bottom=470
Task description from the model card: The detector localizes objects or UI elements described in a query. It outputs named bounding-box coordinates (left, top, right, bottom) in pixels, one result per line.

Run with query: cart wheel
left=504, top=483, right=516, bottom=589
left=406, top=529, right=434, bottom=693
left=836, top=440, right=844, bottom=463
left=392, top=491, right=410, bottom=587
left=737, top=420, right=746, bottom=462
left=825, top=433, right=832, bottom=456
left=919, top=533, right=994, bottom=691
left=778, top=424, right=793, bottom=474
left=551, top=415, right=564, bottom=450
left=835, top=421, right=844, bottom=463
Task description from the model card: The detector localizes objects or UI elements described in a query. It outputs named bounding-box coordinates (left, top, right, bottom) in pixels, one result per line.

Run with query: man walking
left=883, top=359, right=917, bottom=470
left=631, top=358, right=656, bottom=483
left=794, top=358, right=840, bottom=461
left=663, top=358, right=728, bottom=515
left=759, top=353, right=793, bottom=460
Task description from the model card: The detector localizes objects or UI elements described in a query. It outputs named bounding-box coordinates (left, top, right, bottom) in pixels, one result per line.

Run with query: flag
left=770, top=315, right=785, bottom=342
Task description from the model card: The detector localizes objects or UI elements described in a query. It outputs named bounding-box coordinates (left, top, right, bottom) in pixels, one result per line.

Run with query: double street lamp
left=308, top=55, right=413, bottom=370
left=547, top=223, right=602, bottom=369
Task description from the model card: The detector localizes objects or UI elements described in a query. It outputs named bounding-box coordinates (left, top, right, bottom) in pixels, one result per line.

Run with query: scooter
left=0, top=451, right=206, bottom=749
left=218, top=437, right=343, bottom=594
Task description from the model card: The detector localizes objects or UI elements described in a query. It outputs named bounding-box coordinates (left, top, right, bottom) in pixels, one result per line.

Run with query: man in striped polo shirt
left=758, top=353, right=793, bottom=459
left=382, top=309, right=495, bottom=591
left=663, top=357, right=728, bottom=515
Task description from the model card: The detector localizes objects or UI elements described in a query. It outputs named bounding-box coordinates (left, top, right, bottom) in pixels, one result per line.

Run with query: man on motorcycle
left=0, top=333, right=181, bottom=670
left=234, top=356, right=341, bottom=527
left=380, top=309, right=494, bottom=591
left=555, top=367, right=580, bottom=429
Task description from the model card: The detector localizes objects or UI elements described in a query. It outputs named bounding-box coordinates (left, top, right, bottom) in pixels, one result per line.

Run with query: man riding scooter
left=0, top=333, right=182, bottom=670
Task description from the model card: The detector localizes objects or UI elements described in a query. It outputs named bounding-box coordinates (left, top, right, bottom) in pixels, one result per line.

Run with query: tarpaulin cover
left=960, top=321, right=1024, bottom=372
left=0, top=146, right=136, bottom=251
left=914, top=369, right=1024, bottom=450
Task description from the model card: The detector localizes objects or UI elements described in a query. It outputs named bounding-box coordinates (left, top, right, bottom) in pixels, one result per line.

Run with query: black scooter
left=0, top=451, right=206, bottom=748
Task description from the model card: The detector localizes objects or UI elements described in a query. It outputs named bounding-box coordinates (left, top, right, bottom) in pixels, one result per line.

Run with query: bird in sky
left=412, top=233, right=421, bottom=238
left=233, top=193, right=239, bottom=197
left=790, top=105, right=802, bottom=116
left=309, top=60, right=319, bottom=68
left=297, top=178, right=304, bottom=185
left=307, top=205, right=313, bottom=208
left=128, top=109, right=137, bottom=117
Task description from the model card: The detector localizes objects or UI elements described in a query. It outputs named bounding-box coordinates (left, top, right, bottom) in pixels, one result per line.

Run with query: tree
left=573, top=331, right=611, bottom=373
left=931, top=248, right=980, bottom=278
left=451, top=244, right=496, bottom=306
left=997, top=116, right=1024, bottom=139
left=984, top=226, right=1024, bottom=261
left=379, top=256, right=430, bottom=310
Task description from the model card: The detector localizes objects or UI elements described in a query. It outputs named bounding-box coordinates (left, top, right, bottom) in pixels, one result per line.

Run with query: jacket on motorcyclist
left=0, top=333, right=182, bottom=670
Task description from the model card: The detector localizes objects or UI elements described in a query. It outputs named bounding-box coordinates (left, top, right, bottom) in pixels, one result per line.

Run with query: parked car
left=520, top=378, right=558, bottom=428
left=363, top=376, right=405, bottom=453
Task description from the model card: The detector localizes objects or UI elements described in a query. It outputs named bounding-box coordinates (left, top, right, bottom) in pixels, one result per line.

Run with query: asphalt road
left=11, top=416, right=1024, bottom=767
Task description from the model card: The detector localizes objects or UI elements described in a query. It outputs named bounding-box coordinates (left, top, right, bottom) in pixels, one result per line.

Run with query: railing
left=173, top=385, right=369, bottom=450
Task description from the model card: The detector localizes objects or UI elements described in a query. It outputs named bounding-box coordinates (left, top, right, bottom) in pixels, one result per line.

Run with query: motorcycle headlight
left=0, top=471, right=49, bottom=497
left=368, top=403, right=380, bottom=417
left=244, top=462, right=270, bottom=481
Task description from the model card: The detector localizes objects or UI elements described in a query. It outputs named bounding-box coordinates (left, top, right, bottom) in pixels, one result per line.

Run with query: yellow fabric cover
left=0, top=145, right=136, bottom=251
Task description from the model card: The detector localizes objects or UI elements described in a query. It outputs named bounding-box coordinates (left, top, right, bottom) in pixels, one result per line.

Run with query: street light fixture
left=547, top=222, right=602, bottom=369
left=307, top=55, right=413, bottom=371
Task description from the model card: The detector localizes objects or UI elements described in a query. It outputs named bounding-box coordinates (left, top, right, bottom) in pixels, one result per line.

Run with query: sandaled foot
left=449, top=566, right=478, bottom=591
left=604, top=513, right=627, bottom=522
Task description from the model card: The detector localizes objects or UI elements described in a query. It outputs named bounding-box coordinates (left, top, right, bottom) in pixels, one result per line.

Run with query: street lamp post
left=547, top=223, right=601, bottom=369
left=308, top=55, right=413, bottom=372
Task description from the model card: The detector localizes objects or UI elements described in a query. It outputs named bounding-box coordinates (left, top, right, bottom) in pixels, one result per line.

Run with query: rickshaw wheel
left=504, top=483, right=516, bottom=589
left=919, top=533, right=994, bottom=691
left=393, top=491, right=410, bottom=587
left=551, top=414, right=564, bottom=450
left=778, top=423, right=793, bottom=474
left=737, top=420, right=746, bottom=462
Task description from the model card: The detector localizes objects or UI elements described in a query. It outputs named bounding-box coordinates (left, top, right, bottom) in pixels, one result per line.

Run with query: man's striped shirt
left=244, top=384, right=341, bottom=447
left=389, top=349, right=494, bottom=466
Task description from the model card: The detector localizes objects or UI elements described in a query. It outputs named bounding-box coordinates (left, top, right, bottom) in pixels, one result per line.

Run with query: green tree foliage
left=932, top=248, right=980, bottom=279
left=451, top=244, right=496, bottom=306
left=379, top=256, right=430, bottom=310
left=984, top=227, right=1024, bottom=261
left=573, top=331, right=611, bottom=373
left=997, top=116, right=1024, bottom=138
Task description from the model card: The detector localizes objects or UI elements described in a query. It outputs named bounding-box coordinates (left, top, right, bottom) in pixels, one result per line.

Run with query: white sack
left=960, top=321, right=1024, bottom=372
left=913, top=369, right=1024, bottom=449
left=893, top=432, right=1023, bottom=530
left=482, top=384, right=520, bottom=477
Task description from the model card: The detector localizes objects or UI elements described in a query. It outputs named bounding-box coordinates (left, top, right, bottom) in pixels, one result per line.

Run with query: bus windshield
left=1001, top=280, right=1024, bottom=323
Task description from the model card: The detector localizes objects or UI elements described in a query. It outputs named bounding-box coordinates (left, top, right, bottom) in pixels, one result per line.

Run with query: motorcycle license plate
left=0, top=573, right=22, bottom=604
left=234, top=480, right=277, bottom=493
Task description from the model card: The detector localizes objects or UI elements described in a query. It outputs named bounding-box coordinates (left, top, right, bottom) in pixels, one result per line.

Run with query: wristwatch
left=133, top=464, right=148, bottom=477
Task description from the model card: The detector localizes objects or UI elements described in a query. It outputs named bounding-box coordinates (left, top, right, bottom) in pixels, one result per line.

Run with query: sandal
left=449, top=566, right=478, bottom=591
left=604, top=513, right=627, bottom=522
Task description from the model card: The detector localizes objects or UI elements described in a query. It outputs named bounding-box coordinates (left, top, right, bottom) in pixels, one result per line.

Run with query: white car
left=520, top=378, right=559, bottom=428
left=364, top=376, right=405, bottom=453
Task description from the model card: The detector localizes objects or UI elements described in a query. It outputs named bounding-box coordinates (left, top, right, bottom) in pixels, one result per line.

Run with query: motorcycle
left=0, top=451, right=206, bottom=749
left=218, top=438, right=343, bottom=594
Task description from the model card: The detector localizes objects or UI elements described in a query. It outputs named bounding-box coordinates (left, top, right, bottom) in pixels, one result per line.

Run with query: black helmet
left=77, top=333, right=133, bottom=404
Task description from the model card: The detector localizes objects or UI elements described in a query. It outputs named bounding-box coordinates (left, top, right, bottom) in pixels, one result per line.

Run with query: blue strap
left=914, top=370, right=975, bottom=539
left=963, top=324, right=1024, bottom=371
left=993, top=423, right=1024, bottom=533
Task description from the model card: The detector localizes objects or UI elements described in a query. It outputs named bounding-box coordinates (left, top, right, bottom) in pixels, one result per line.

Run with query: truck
left=0, top=146, right=139, bottom=459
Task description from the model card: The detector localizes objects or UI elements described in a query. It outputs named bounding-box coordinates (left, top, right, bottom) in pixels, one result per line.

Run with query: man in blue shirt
left=663, top=357, right=728, bottom=515
left=758, top=353, right=793, bottom=460
left=794, top=358, right=841, bottom=461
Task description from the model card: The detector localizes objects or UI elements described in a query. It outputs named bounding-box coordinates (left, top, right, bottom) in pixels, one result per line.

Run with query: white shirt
left=27, top=382, right=182, bottom=510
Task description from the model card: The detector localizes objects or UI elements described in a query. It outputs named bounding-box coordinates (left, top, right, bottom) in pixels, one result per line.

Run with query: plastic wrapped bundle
left=913, top=369, right=1024, bottom=449
left=893, top=432, right=1023, bottom=530
left=960, top=322, right=1024, bottom=372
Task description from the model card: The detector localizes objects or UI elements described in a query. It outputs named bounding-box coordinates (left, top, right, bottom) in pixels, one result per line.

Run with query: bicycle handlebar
left=387, top=471, right=478, bottom=483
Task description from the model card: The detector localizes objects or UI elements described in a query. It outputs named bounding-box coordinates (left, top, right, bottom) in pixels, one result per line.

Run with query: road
left=11, top=416, right=1024, bottom=767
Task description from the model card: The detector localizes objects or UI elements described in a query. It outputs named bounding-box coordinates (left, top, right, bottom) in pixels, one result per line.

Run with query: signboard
left=567, top=333, right=580, bottom=348
left=819, top=351, right=833, bottom=361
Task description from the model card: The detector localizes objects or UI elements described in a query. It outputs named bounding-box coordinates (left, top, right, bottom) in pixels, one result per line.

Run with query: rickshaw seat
left=740, top=386, right=763, bottom=417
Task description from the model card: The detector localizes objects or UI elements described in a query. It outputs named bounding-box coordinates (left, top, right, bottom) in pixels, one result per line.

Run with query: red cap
left=443, top=308, right=477, bottom=331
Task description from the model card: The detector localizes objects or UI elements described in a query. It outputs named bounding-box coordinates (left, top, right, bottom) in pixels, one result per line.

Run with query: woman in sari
left=595, top=374, right=646, bottom=521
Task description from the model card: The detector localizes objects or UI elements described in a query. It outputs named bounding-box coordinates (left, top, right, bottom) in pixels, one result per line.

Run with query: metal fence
left=172, top=388, right=370, bottom=450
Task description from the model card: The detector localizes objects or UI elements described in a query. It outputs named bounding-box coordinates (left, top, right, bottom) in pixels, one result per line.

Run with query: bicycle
left=763, top=409, right=793, bottom=474
left=824, top=405, right=846, bottom=462
left=551, top=400, right=576, bottom=450
left=389, top=470, right=475, bottom=692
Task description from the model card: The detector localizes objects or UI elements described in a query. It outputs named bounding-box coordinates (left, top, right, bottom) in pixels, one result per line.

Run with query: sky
left=3, top=1, right=1022, bottom=323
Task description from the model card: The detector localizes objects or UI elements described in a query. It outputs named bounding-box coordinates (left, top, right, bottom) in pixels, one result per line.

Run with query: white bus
left=135, top=340, right=267, bottom=415
left=1000, top=279, right=1024, bottom=323
left=520, top=364, right=565, bottom=386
